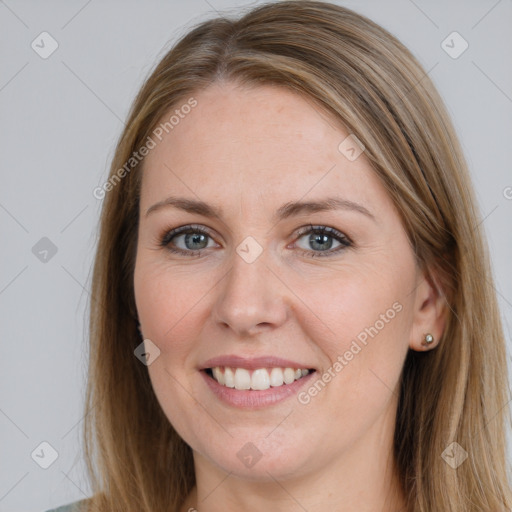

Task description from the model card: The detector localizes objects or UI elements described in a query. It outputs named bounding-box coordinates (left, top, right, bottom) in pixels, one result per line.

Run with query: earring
left=422, top=333, right=434, bottom=347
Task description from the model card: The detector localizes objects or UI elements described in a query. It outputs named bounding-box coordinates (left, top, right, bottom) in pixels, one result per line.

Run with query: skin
left=133, top=80, right=446, bottom=512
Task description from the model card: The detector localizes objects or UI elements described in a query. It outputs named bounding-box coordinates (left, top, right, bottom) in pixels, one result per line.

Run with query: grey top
left=44, top=499, right=87, bottom=512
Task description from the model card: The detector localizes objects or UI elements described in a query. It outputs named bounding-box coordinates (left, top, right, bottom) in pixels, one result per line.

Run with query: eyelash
left=158, top=223, right=352, bottom=258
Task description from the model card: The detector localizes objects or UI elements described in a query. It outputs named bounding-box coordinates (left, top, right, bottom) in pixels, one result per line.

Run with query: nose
left=211, top=250, right=289, bottom=337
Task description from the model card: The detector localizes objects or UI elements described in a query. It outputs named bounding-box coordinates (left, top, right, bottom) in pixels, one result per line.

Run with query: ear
left=409, top=268, right=447, bottom=351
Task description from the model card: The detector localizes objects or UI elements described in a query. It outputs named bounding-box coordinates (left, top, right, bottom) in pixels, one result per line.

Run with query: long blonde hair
left=82, top=1, right=512, bottom=510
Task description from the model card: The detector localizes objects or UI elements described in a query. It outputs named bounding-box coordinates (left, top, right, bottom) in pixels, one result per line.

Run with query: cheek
left=295, top=261, right=413, bottom=351
left=292, top=260, right=415, bottom=408
left=134, top=260, right=211, bottom=434
left=134, top=259, right=206, bottom=349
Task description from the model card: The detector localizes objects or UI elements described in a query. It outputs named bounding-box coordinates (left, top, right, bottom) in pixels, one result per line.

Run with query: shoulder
left=44, top=498, right=89, bottom=512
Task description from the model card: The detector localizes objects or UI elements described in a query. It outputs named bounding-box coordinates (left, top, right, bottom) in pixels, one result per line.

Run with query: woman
left=46, top=1, right=512, bottom=511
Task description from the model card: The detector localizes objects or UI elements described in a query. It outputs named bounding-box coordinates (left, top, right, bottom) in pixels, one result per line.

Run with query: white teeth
left=209, top=366, right=311, bottom=390
left=224, top=367, right=235, bottom=388
left=212, top=367, right=225, bottom=385
left=234, top=368, right=251, bottom=390
left=269, top=367, right=284, bottom=387
left=283, top=367, right=295, bottom=385
left=251, top=369, right=270, bottom=390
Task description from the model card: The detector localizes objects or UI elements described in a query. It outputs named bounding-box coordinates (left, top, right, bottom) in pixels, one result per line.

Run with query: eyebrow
left=145, top=196, right=376, bottom=222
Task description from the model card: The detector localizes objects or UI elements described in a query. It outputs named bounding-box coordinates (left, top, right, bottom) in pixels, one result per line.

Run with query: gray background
left=1, top=1, right=511, bottom=511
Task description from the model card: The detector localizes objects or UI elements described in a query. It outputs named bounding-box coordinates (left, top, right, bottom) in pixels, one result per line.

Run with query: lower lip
left=201, top=370, right=316, bottom=409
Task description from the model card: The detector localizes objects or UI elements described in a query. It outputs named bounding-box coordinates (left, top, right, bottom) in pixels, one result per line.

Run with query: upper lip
left=200, top=355, right=315, bottom=371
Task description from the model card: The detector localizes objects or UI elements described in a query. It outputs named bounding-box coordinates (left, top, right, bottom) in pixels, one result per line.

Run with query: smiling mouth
left=205, top=366, right=315, bottom=391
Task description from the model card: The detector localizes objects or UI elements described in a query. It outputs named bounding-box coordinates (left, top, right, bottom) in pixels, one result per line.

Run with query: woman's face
left=134, top=81, right=433, bottom=482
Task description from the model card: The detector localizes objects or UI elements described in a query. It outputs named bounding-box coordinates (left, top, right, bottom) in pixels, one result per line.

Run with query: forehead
left=140, top=82, right=390, bottom=219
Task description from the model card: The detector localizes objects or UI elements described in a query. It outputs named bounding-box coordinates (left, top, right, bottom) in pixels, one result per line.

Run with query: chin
left=190, top=428, right=319, bottom=482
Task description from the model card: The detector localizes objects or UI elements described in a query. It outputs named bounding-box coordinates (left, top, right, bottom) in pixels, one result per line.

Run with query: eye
left=159, top=224, right=217, bottom=255
left=293, top=225, right=352, bottom=258
left=158, top=223, right=352, bottom=258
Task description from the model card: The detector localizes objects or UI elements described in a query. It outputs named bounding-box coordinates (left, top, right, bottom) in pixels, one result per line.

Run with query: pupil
left=185, top=233, right=208, bottom=250
left=311, top=233, right=332, bottom=251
